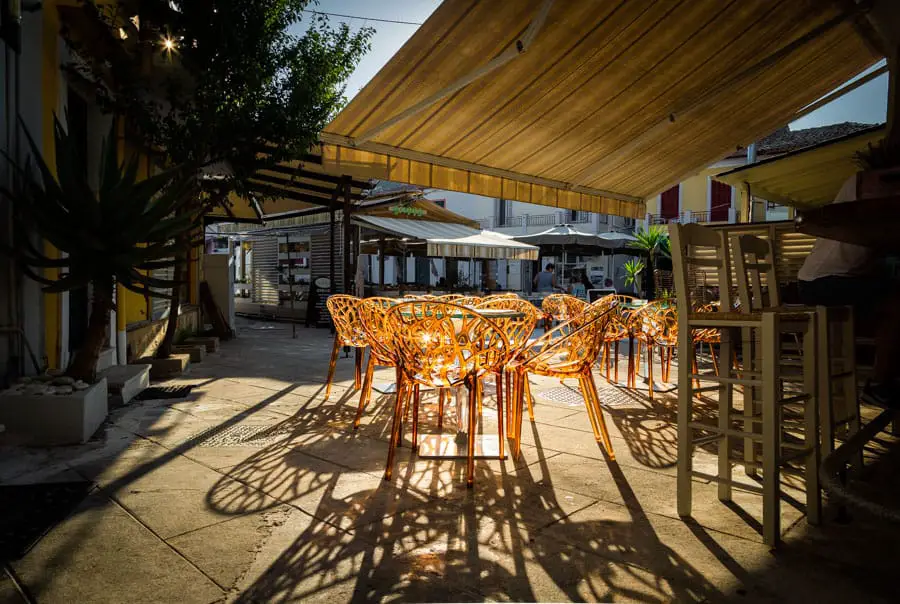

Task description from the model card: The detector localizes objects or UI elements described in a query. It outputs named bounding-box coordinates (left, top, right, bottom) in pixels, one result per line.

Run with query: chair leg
left=614, top=340, right=620, bottom=384
left=710, top=343, right=719, bottom=376
left=353, top=353, right=376, bottom=429
left=475, top=379, right=484, bottom=431
left=578, top=372, right=602, bottom=440
left=585, top=370, right=615, bottom=459
left=412, top=384, right=421, bottom=452
left=467, top=376, right=478, bottom=488
left=512, top=369, right=526, bottom=458
left=627, top=336, right=635, bottom=388
left=505, top=371, right=514, bottom=437
left=437, top=388, right=445, bottom=433
left=691, top=347, right=700, bottom=390
left=604, top=342, right=611, bottom=381
left=354, top=348, right=363, bottom=390
left=524, top=377, right=535, bottom=422
left=383, top=375, right=407, bottom=481
left=496, top=371, right=505, bottom=460
left=677, top=320, right=694, bottom=518
left=324, top=336, right=340, bottom=400
left=647, top=342, right=654, bottom=401
left=803, top=318, right=822, bottom=526
left=761, top=313, right=781, bottom=546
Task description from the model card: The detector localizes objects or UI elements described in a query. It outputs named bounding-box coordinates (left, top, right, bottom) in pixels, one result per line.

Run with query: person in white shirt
left=798, top=173, right=900, bottom=407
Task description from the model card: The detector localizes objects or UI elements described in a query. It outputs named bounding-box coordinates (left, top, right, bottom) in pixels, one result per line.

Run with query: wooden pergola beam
left=247, top=182, right=344, bottom=207
left=263, top=164, right=374, bottom=190
left=250, top=172, right=365, bottom=200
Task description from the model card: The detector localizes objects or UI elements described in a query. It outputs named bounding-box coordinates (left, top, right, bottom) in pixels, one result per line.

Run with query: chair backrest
left=731, top=234, right=780, bottom=312
left=670, top=223, right=734, bottom=319
left=325, top=295, right=368, bottom=347
left=357, top=297, right=398, bottom=361
left=522, top=303, right=616, bottom=374
left=542, top=294, right=588, bottom=322
left=436, top=293, right=463, bottom=301
left=385, top=301, right=509, bottom=387
left=475, top=296, right=541, bottom=350
left=629, top=300, right=678, bottom=345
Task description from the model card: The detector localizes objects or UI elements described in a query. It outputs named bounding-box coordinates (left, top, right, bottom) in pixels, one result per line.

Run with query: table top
left=396, top=306, right=525, bottom=319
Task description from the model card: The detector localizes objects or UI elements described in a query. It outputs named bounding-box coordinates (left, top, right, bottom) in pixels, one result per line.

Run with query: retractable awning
left=322, top=0, right=878, bottom=219
left=715, top=125, right=885, bottom=209
left=353, top=215, right=539, bottom=260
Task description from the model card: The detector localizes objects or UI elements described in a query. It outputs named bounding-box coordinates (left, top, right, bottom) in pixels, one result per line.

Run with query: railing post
left=523, top=213, right=529, bottom=234
left=683, top=210, right=692, bottom=224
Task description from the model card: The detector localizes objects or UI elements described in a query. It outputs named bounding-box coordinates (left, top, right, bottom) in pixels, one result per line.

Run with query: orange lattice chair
left=475, top=296, right=541, bottom=425
left=508, top=297, right=617, bottom=459
left=324, top=295, right=368, bottom=400
left=384, top=301, right=509, bottom=486
left=628, top=300, right=678, bottom=400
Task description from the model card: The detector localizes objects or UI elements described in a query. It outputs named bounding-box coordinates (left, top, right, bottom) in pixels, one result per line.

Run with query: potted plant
left=623, top=259, right=646, bottom=297
left=0, top=117, right=196, bottom=444
left=629, top=226, right=671, bottom=298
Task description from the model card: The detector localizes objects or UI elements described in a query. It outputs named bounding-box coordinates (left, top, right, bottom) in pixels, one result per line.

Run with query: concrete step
left=171, top=345, right=206, bottom=363
left=184, top=337, right=219, bottom=353
left=100, top=364, right=150, bottom=406
left=133, top=354, right=191, bottom=379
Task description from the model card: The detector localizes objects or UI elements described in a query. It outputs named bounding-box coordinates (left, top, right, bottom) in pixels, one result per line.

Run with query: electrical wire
left=301, top=9, right=423, bottom=26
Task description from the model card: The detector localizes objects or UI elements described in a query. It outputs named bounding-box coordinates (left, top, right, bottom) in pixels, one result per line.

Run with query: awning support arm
left=351, top=0, right=555, bottom=145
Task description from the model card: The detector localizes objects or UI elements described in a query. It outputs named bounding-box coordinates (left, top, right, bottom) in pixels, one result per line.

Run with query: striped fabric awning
left=353, top=215, right=539, bottom=260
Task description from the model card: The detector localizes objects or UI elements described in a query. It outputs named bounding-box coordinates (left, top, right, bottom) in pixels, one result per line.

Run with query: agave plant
left=622, top=259, right=645, bottom=293
left=1, top=117, right=198, bottom=383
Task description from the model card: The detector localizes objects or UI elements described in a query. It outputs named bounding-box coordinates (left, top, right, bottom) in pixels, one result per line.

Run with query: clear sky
left=299, top=1, right=887, bottom=130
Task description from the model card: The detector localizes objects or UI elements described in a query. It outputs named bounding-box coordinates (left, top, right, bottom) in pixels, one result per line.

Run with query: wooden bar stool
left=731, top=234, right=862, bottom=475
left=672, top=223, right=820, bottom=546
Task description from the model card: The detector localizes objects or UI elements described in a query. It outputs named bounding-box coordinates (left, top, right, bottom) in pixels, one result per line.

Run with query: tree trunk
left=155, top=243, right=186, bottom=359
left=67, top=279, right=113, bottom=383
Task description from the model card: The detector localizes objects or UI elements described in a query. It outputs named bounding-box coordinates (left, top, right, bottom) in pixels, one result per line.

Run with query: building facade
left=642, top=122, right=877, bottom=227
left=1, top=1, right=203, bottom=386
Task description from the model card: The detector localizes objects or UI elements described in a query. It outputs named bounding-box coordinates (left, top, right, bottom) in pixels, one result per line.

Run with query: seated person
left=798, top=173, right=900, bottom=408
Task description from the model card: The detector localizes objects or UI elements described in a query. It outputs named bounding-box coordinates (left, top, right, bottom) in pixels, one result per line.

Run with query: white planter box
left=0, top=378, right=109, bottom=445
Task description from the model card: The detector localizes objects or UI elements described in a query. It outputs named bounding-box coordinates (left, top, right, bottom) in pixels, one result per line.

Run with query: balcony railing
left=647, top=209, right=735, bottom=225
left=479, top=212, right=594, bottom=230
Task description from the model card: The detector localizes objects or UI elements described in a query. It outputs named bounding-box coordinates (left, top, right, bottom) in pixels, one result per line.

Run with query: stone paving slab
left=2, top=319, right=900, bottom=602
left=10, top=492, right=223, bottom=603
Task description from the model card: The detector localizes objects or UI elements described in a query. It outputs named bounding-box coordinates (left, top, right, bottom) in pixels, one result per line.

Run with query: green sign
left=390, top=204, right=427, bottom=217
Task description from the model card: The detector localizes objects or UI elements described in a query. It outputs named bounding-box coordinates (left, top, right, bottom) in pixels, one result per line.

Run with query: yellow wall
left=644, top=167, right=736, bottom=218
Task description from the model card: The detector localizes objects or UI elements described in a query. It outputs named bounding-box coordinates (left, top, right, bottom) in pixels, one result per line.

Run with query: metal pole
left=378, top=238, right=385, bottom=287
left=286, top=233, right=296, bottom=338
left=342, top=177, right=352, bottom=295
left=329, top=192, right=336, bottom=293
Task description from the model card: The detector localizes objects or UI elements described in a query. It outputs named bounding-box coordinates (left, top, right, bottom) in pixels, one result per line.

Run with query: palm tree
left=629, top=226, right=670, bottom=297
left=2, top=118, right=197, bottom=383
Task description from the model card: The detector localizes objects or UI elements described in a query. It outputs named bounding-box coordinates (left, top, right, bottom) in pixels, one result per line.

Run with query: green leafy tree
left=2, top=119, right=197, bottom=382
left=65, top=1, right=372, bottom=357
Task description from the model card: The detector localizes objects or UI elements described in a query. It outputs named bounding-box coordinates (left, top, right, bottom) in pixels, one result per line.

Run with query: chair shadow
left=215, top=385, right=725, bottom=602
